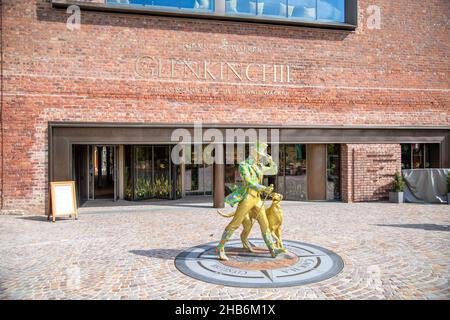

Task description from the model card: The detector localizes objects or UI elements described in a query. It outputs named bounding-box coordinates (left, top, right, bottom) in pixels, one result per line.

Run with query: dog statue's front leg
left=271, top=231, right=283, bottom=251
left=273, top=229, right=287, bottom=253
left=241, top=217, right=256, bottom=252
left=241, top=235, right=256, bottom=253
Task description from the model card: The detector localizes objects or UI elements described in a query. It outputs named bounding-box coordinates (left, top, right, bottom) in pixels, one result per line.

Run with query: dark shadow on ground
left=81, top=196, right=215, bottom=210
left=16, top=215, right=75, bottom=222
left=130, top=246, right=219, bottom=261
left=375, top=224, right=450, bottom=232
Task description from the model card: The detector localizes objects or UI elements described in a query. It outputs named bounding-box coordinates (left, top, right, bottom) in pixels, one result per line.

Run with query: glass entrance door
left=134, top=146, right=153, bottom=199
left=153, top=146, right=171, bottom=199
left=282, top=144, right=307, bottom=200
left=88, top=145, right=118, bottom=200
left=221, top=143, right=340, bottom=202
left=184, top=145, right=213, bottom=196
left=124, top=145, right=180, bottom=201
left=72, top=145, right=89, bottom=206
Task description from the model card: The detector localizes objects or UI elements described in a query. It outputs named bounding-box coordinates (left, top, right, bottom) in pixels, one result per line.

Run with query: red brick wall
left=341, top=144, right=401, bottom=202
left=1, top=0, right=449, bottom=212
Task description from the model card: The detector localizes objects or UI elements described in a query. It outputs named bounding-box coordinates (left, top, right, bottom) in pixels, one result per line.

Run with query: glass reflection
left=134, top=146, right=153, bottom=199
left=276, top=144, right=286, bottom=195
left=152, top=1, right=179, bottom=9
left=153, top=146, right=171, bottom=199
left=283, top=144, right=307, bottom=200
left=287, top=0, right=316, bottom=20
left=108, top=0, right=345, bottom=23
left=401, top=144, right=412, bottom=170
left=124, top=145, right=174, bottom=200
left=108, top=0, right=214, bottom=11
left=286, top=144, right=307, bottom=200
left=262, top=0, right=287, bottom=17
left=412, top=143, right=424, bottom=169
left=124, top=145, right=133, bottom=200
left=185, top=145, right=213, bottom=195
left=317, top=0, right=344, bottom=22
left=326, top=144, right=341, bottom=200
left=226, top=0, right=256, bottom=15
left=174, top=163, right=182, bottom=199
left=424, top=144, right=440, bottom=169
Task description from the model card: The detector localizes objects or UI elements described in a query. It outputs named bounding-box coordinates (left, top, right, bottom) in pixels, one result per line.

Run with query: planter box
left=389, top=192, right=404, bottom=204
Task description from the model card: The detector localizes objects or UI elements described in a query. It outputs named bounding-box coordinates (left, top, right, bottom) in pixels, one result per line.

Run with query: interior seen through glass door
left=94, top=146, right=115, bottom=199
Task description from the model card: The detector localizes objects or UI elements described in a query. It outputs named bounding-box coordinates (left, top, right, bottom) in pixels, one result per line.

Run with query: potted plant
left=447, top=172, right=450, bottom=205
left=389, top=171, right=404, bottom=203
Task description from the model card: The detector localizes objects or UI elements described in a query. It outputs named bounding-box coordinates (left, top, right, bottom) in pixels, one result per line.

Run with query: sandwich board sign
left=48, top=181, right=78, bottom=222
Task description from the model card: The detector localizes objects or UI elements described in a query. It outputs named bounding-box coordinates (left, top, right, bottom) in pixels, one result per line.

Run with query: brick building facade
left=1, top=0, right=449, bottom=213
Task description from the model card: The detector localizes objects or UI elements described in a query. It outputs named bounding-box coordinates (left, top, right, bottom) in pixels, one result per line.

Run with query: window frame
left=401, top=143, right=442, bottom=170
left=52, top=0, right=358, bottom=30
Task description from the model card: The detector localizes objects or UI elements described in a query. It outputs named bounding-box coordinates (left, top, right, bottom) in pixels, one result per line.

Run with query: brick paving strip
left=0, top=199, right=449, bottom=300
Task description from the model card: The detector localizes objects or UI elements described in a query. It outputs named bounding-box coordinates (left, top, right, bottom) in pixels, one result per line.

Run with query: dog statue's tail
left=217, top=210, right=236, bottom=218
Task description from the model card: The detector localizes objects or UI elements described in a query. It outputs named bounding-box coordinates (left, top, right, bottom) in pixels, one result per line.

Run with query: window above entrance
left=108, top=0, right=215, bottom=12
left=52, top=0, right=357, bottom=30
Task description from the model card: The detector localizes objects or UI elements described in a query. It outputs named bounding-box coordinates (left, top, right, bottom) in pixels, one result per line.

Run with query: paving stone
left=0, top=200, right=449, bottom=300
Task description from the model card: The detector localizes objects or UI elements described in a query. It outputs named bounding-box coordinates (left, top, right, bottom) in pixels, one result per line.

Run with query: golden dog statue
left=218, top=192, right=286, bottom=253
left=266, top=193, right=285, bottom=252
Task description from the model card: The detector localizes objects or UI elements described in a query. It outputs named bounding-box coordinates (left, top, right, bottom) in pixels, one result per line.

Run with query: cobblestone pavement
left=0, top=197, right=449, bottom=300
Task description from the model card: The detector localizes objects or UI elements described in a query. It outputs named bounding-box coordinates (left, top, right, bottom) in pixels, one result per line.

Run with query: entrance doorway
left=91, top=146, right=117, bottom=200
left=72, top=145, right=88, bottom=206
left=184, top=145, right=213, bottom=196
left=277, top=144, right=308, bottom=200
left=72, top=145, right=120, bottom=204
left=73, top=142, right=341, bottom=206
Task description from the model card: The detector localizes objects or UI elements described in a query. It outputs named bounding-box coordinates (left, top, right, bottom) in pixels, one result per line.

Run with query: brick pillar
left=341, top=144, right=401, bottom=203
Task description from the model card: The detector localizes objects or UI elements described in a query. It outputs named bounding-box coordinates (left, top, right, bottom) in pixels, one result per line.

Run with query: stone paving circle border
left=175, top=239, right=344, bottom=288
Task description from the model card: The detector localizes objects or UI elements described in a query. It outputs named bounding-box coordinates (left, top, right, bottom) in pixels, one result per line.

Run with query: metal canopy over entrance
left=52, top=123, right=450, bottom=208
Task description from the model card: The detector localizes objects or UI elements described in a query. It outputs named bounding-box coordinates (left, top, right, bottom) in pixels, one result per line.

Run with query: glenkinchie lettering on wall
left=135, top=56, right=293, bottom=84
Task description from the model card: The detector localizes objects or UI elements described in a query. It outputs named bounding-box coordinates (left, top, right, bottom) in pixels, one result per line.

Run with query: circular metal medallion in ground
left=174, top=239, right=344, bottom=288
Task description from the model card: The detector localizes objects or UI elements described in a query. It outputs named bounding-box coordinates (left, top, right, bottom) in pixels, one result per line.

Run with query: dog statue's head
left=271, top=192, right=283, bottom=203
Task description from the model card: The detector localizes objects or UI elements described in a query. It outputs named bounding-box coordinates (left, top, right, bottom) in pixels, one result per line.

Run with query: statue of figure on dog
left=216, top=142, right=286, bottom=261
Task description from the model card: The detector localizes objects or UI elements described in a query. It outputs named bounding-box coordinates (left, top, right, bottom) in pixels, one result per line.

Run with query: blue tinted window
left=226, top=0, right=256, bottom=15
left=107, top=0, right=346, bottom=23
left=110, top=0, right=146, bottom=5
left=317, top=0, right=345, bottom=22
left=226, top=0, right=287, bottom=17
left=194, top=0, right=213, bottom=10
left=152, top=1, right=179, bottom=8
left=287, top=0, right=317, bottom=20
left=179, top=0, right=197, bottom=9
left=262, top=0, right=287, bottom=17
left=107, top=0, right=213, bottom=11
